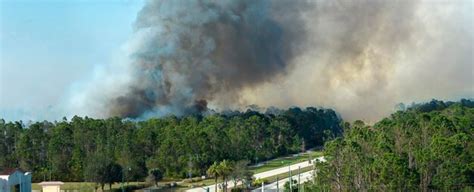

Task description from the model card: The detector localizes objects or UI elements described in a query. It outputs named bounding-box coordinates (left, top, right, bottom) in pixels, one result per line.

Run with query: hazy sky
left=0, top=0, right=144, bottom=121
left=1, top=0, right=472, bottom=122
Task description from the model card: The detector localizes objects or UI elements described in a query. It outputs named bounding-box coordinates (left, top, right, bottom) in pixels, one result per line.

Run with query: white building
left=0, top=168, right=32, bottom=192
left=38, top=181, right=64, bottom=192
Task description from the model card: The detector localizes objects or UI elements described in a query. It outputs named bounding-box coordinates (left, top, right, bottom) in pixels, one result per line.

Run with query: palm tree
left=207, top=162, right=220, bottom=192
left=219, top=160, right=233, bottom=192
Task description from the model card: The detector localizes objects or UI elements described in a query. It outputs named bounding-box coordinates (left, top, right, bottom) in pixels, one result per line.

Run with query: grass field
left=249, top=151, right=322, bottom=174
left=258, top=166, right=314, bottom=185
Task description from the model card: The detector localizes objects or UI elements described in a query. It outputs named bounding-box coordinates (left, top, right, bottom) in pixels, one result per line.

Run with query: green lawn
left=249, top=151, right=322, bottom=174
left=178, top=177, right=224, bottom=189
left=32, top=182, right=147, bottom=191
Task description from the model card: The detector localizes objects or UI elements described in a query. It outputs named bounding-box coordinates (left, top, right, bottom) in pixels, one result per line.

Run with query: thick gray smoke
left=69, top=0, right=473, bottom=121
left=240, top=0, right=473, bottom=121
left=105, top=0, right=308, bottom=117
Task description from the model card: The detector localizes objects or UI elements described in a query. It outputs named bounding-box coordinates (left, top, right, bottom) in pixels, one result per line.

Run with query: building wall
left=42, top=185, right=60, bottom=192
left=0, top=177, right=9, bottom=192
left=0, top=171, right=32, bottom=192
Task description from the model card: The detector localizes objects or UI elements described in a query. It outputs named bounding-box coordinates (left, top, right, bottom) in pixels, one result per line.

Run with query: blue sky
left=0, top=0, right=144, bottom=121
left=0, top=0, right=472, bottom=122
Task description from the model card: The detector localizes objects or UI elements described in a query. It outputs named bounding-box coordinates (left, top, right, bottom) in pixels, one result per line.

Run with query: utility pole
left=276, top=176, right=279, bottom=192
left=289, top=164, right=292, bottom=192
left=261, top=181, right=264, bottom=192
left=298, top=166, right=301, bottom=192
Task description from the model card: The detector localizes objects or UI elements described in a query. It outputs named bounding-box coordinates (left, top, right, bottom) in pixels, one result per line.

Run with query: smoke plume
left=104, top=0, right=309, bottom=118
left=240, top=0, right=473, bottom=121
left=69, top=0, right=473, bottom=121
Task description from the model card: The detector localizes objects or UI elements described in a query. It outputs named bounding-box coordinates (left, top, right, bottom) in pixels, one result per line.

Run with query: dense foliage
left=0, top=107, right=341, bottom=183
left=308, top=99, right=474, bottom=191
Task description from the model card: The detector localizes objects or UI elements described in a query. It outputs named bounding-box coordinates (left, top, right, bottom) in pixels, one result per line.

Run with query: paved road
left=186, top=157, right=325, bottom=192
left=253, top=157, right=317, bottom=179
left=252, top=171, right=314, bottom=192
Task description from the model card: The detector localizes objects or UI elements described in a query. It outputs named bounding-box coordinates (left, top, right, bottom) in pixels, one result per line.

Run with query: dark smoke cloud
left=68, top=0, right=473, bottom=121
left=106, top=0, right=308, bottom=117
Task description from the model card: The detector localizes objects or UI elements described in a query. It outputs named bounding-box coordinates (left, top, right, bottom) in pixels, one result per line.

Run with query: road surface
left=252, top=171, right=314, bottom=192
left=186, top=157, right=325, bottom=192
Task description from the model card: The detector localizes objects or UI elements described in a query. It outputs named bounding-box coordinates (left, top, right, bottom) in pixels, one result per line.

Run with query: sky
left=0, top=0, right=472, bottom=122
left=0, top=0, right=144, bottom=121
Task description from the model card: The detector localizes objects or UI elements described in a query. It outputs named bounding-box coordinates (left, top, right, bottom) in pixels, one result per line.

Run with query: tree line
left=0, top=107, right=342, bottom=184
left=307, top=99, right=474, bottom=191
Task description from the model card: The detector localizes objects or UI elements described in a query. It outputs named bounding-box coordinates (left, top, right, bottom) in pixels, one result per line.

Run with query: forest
left=306, top=99, right=474, bottom=191
left=0, top=107, right=342, bottom=183
left=2, top=99, right=472, bottom=191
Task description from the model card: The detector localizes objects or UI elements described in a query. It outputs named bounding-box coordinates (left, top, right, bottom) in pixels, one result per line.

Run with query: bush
left=252, top=178, right=268, bottom=187
left=231, top=188, right=244, bottom=192
left=108, top=184, right=147, bottom=192
left=284, top=179, right=297, bottom=192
